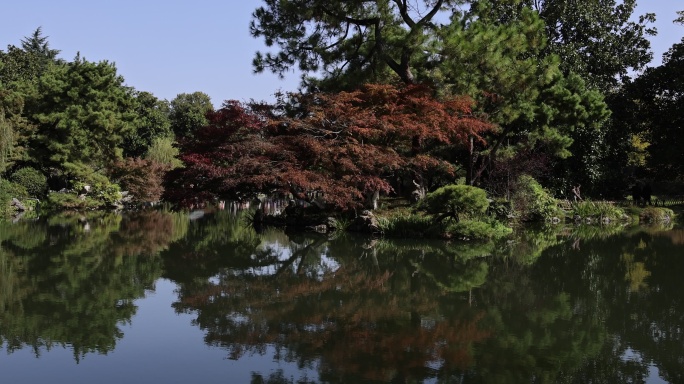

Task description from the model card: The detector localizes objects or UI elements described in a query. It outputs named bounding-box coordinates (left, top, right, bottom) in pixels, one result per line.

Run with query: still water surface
left=1, top=209, right=683, bottom=383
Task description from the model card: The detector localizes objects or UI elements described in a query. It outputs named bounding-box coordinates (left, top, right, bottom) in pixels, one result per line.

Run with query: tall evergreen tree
left=20, top=27, right=61, bottom=61
left=471, top=0, right=655, bottom=92
left=24, top=54, right=135, bottom=186
left=251, top=0, right=467, bottom=90
left=429, top=4, right=608, bottom=186
left=466, top=0, right=654, bottom=195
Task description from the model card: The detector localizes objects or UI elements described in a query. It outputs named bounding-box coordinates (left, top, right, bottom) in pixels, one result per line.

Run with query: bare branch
left=393, top=0, right=416, bottom=27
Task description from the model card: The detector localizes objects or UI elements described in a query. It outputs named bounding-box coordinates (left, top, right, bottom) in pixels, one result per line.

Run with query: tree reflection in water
left=166, top=210, right=494, bottom=382
left=165, top=214, right=684, bottom=383
left=2, top=209, right=684, bottom=382
left=0, top=210, right=185, bottom=361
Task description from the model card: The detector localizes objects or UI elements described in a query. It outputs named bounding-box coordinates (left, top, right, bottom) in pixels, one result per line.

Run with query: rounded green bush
left=10, top=167, right=47, bottom=197
left=511, top=175, right=561, bottom=222
left=419, top=184, right=489, bottom=222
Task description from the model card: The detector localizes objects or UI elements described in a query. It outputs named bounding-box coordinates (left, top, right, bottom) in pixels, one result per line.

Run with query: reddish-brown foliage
left=165, top=84, right=493, bottom=210
left=111, top=157, right=169, bottom=203
left=173, top=255, right=492, bottom=381
left=111, top=211, right=182, bottom=257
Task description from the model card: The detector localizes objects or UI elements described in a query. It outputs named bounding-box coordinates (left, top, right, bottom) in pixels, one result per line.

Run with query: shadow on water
left=1, top=210, right=684, bottom=382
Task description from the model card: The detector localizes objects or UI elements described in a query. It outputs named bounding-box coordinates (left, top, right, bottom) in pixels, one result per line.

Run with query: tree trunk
left=365, top=190, right=379, bottom=210
left=467, top=135, right=474, bottom=185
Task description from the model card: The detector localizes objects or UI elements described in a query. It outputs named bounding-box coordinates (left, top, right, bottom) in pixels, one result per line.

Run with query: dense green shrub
left=76, top=180, right=121, bottom=206
left=511, top=175, right=562, bottom=222
left=10, top=167, right=47, bottom=197
left=419, top=184, right=489, bottom=222
left=487, top=198, right=513, bottom=221
left=0, top=179, right=28, bottom=218
left=43, top=178, right=122, bottom=212
left=408, top=184, right=512, bottom=240
left=0, top=178, right=28, bottom=198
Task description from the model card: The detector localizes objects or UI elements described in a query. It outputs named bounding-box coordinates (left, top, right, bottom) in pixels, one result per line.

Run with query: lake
left=1, top=209, right=683, bottom=383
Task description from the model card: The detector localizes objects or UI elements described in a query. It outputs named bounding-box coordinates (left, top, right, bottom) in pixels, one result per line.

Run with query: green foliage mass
left=42, top=192, right=102, bottom=211
left=20, top=27, right=61, bottom=61
left=0, top=101, right=16, bottom=176
left=169, top=92, right=213, bottom=139
left=416, top=184, right=512, bottom=240
left=639, top=207, right=675, bottom=224
left=433, top=4, right=553, bottom=124
left=0, top=88, right=32, bottom=176
left=419, top=184, right=490, bottom=223
left=472, top=0, right=655, bottom=92
left=10, top=166, right=46, bottom=197
left=598, top=13, right=684, bottom=195
left=377, top=212, right=441, bottom=239
left=451, top=4, right=609, bottom=187
left=0, top=178, right=28, bottom=199
left=571, top=201, right=625, bottom=221
left=1, top=31, right=182, bottom=212
left=625, top=30, right=684, bottom=181
left=511, top=175, right=561, bottom=222
left=0, top=179, right=28, bottom=218
left=24, top=55, right=135, bottom=182
left=123, top=91, right=173, bottom=158
left=0, top=44, right=52, bottom=88
left=145, top=136, right=183, bottom=169
left=42, top=177, right=122, bottom=212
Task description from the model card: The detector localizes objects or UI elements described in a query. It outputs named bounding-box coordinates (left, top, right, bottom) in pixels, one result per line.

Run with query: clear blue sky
left=1, top=1, right=682, bottom=107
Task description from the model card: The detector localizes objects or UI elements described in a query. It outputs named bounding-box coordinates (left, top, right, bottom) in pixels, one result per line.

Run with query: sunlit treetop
left=250, top=0, right=468, bottom=90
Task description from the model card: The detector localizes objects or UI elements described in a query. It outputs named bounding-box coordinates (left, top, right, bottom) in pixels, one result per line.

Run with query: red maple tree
left=165, top=84, right=492, bottom=210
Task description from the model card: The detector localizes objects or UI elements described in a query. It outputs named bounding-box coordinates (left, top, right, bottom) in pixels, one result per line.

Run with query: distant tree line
left=0, top=27, right=213, bottom=213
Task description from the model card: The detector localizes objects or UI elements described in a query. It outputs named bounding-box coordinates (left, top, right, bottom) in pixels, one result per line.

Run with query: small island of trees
left=2, top=2, right=683, bottom=238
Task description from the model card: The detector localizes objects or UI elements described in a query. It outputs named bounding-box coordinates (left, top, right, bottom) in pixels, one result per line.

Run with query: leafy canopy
left=169, top=92, right=213, bottom=139
left=24, top=54, right=135, bottom=185
left=123, top=91, right=173, bottom=158
left=620, top=14, right=684, bottom=179
left=251, top=0, right=467, bottom=88
left=166, top=84, right=492, bottom=210
left=251, top=0, right=611, bottom=190
left=471, top=0, right=655, bottom=92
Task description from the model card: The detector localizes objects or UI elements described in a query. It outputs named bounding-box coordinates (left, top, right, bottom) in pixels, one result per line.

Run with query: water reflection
left=0, top=211, right=185, bottom=361
left=167, top=225, right=492, bottom=382
left=1, top=210, right=683, bottom=383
